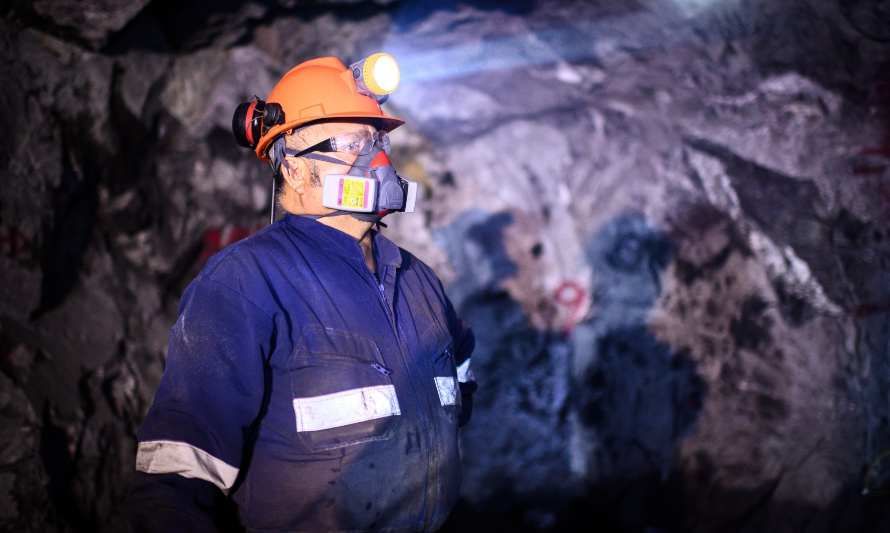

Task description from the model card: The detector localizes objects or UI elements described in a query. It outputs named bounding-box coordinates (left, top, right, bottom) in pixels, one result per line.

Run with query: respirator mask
left=273, top=128, right=419, bottom=222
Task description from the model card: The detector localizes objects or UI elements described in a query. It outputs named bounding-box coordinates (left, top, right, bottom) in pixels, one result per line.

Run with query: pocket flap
left=299, top=325, right=382, bottom=364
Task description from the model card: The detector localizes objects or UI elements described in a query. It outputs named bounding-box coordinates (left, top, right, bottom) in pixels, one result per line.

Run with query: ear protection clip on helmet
left=232, top=97, right=286, bottom=149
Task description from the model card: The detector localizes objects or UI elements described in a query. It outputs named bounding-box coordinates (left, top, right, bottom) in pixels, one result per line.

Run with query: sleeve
left=126, top=472, right=240, bottom=533
left=127, top=276, right=274, bottom=530
left=442, top=290, right=477, bottom=427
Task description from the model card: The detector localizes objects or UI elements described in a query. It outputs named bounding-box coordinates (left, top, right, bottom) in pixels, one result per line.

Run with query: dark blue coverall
left=127, top=214, right=475, bottom=532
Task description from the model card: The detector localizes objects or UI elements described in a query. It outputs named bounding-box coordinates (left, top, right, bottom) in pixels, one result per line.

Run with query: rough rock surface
left=2, top=0, right=890, bottom=531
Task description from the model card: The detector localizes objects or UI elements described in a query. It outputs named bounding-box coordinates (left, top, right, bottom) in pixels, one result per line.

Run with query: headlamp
left=351, top=52, right=400, bottom=102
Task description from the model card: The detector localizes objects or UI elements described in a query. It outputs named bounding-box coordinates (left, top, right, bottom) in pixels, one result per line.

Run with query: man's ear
left=281, top=157, right=308, bottom=195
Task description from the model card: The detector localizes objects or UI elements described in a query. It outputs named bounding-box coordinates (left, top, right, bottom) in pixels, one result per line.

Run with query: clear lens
left=329, top=131, right=389, bottom=155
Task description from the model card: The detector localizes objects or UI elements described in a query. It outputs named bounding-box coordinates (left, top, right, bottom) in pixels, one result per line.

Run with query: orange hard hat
left=253, top=56, right=404, bottom=161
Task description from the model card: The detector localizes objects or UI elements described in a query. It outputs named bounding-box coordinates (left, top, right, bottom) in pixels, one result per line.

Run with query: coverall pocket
left=432, top=341, right=461, bottom=424
left=289, top=325, right=399, bottom=452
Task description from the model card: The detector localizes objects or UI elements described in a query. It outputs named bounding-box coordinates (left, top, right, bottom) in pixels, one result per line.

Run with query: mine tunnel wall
left=1, top=0, right=890, bottom=531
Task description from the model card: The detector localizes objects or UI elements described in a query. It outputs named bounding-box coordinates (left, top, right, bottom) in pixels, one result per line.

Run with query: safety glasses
left=285, top=130, right=390, bottom=159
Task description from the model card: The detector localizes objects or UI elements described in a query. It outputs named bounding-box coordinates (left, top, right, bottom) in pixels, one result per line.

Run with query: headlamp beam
left=351, top=52, right=400, bottom=102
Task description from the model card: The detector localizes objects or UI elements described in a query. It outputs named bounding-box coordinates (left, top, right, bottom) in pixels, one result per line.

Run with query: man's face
left=281, top=121, right=377, bottom=214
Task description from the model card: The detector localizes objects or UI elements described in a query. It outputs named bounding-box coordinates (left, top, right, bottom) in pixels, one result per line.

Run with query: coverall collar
left=283, top=214, right=402, bottom=269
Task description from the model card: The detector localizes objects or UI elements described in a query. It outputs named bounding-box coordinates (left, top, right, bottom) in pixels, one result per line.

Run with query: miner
left=127, top=54, right=476, bottom=532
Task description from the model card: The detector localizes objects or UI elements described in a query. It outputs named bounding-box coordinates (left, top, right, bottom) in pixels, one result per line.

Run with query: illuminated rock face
left=2, top=0, right=890, bottom=531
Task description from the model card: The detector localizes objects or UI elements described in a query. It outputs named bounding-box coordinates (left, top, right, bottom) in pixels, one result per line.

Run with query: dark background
left=2, top=0, right=890, bottom=531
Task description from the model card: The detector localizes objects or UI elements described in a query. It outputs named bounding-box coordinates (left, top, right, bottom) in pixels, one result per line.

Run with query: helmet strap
left=301, top=152, right=371, bottom=171
left=269, top=161, right=279, bottom=225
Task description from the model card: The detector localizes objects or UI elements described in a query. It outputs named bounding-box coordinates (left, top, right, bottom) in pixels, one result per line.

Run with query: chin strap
left=302, top=152, right=366, bottom=168
left=269, top=163, right=278, bottom=225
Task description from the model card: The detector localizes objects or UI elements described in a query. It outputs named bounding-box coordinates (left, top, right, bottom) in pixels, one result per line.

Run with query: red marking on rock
left=859, top=146, right=890, bottom=158
left=853, top=303, right=890, bottom=319
left=858, top=79, right=890, bottom=172
left=0, top=227, right=32, bottom=260
left=554, top=281, right=584, bottom=307
left=857, top=143, right=890, bottom=178
left=852, top=164, right=887, bottom=176
left=553, top=280, right=587, bottom=333
left=198, top=224, right=262, bottom=265
left=879, top=184, right=890, bottom=216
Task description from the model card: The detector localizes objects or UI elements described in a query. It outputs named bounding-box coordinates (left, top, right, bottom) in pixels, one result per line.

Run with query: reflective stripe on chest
left=293, top=384, right=401, bottom=432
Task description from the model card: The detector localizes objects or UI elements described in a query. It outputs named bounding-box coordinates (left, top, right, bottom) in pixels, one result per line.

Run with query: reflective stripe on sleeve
left=434, top=376, right=457, bottom=406
left=293, top=384, right=401, bottom=432
left=456, top=358, right=473, bottom=383
left=136, top=440, right=239, bottom=491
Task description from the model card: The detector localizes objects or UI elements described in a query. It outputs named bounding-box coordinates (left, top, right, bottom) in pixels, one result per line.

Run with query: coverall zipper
left=371, top=362, right=392, bottom=375
left=367, top=269, right=438, bottom=531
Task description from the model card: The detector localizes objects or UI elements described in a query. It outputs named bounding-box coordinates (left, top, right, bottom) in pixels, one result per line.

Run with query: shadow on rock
left=564, top=212, right=706, bottom=532
left=436, top=209, right=577, bottom=531
left=440, top=211, right=706, bottom=532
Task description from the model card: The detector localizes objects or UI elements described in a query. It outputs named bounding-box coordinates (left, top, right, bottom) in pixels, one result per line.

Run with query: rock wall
left=2, top=0, right=890, bottom=531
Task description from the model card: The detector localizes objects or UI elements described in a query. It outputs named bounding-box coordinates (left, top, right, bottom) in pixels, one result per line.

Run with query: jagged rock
left=0, top=472, right=17, bottom=521
left=115, top=51, right=172, bottom=124
left=161, top=48, right=231, bottom=138
left=27, top=0, right=150, bottom=49
left=147, top=1, right=269, bottom=52
left=3, top=344, right=38, bottom=386
left=0, top=371, right=54, bottom=531
left=0, top=25, right=65, bottom=243
left=0, top=372, right=38, bottom=467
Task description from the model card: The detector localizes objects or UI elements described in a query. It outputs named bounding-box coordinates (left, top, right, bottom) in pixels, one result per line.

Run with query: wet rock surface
left=2, top=0, right=890, bottom=531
